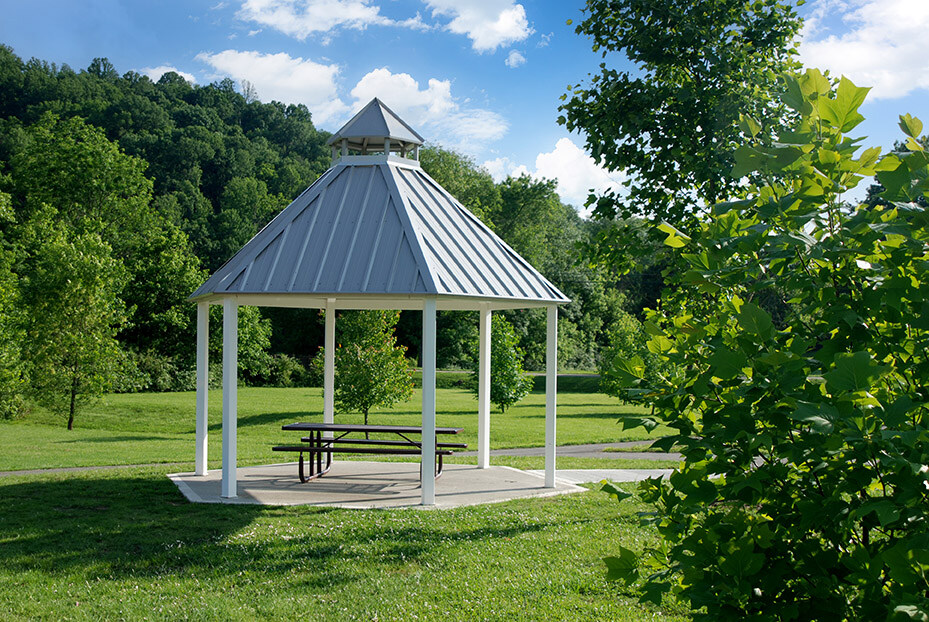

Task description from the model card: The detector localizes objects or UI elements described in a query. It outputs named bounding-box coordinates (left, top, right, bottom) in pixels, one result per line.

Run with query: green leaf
left=740, top=115, right=761, bottom=138
left=601, top=481, right=633, bottom=502
left=657, top=221, right=690, bottom=248
left=781, top=73, right=813, bottom=115
left=824, top=351, right=889, bottom=394
left=707, top=346, right=747, bottom=379
left=791, top=401, right=835, bottom=433
left=732, top=144, right=767, bottom=177
left=899, top=113, right=924, bottom=139
left=824, top=77, right=870, bottom=132
left=604, top=546, right=639, bottom=583
left=737, top=302, right=775, bottom=341
left=893, top=605, right=929, bottom=622
left=720, top=542, right=765, bottom=578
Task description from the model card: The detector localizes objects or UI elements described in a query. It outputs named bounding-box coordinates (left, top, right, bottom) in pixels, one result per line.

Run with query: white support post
left=545, top=305, right=558, bottom=488
left=195, top=302, right=209, bottom=476
left=421, top=299, right=437, bottom=505
left=221, top=298, right=238, bottom=499
left=324, top=299, right=336, bottom=438
left=477, top=305, right=491, bottom=469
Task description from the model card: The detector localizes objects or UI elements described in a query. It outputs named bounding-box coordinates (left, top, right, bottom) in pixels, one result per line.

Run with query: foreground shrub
left=606, top=71, right=929, bottom=620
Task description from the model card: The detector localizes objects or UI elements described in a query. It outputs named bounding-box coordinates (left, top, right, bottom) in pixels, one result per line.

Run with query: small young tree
left=334, top=310, right=414, bottom=436
left=470, top=314, right=533, bottom=413
left=22, top=228, right=128, bottom=429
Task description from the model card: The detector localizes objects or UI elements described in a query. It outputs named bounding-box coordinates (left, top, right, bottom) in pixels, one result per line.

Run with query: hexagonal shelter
left=189, top=99, right=569, bottom=505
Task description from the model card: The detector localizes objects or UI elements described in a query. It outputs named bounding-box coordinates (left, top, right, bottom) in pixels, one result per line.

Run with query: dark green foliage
left=334, top=310, right=415, bottom=428
left=598, top=308, right=668, bottom=400
left=560, top=0, right=803, bottom=224
left=606, top=71, right=929, bottom=620
left=469, top=314, right=533, bottom=412
left=0, top=44, right=330, bottom=275
left=0, top=232, right=26, bottom=419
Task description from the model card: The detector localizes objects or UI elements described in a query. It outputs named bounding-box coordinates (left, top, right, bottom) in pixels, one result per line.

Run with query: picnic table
left=272, top=423, right=466, bottom=483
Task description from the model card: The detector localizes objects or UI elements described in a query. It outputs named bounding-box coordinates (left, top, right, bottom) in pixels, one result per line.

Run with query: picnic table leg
left=299, top=452, right=307, bottom=483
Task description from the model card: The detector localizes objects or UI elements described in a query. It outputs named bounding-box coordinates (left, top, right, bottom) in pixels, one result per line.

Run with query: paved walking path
left=459, top=440, right=681, bottom=461
left=531, top=469, right=672, bottom=484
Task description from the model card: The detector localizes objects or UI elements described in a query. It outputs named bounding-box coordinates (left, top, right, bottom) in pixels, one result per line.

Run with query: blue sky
left=2, top=0, right=927, bottom=208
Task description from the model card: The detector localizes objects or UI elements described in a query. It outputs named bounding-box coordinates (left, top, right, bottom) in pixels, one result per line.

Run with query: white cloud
left=196, top=50, right=348, bottom=124
left=425, top=0, right=532, bottom=52
left=537, top=32, right=552, bottom=47
left=484, top=138, right=625, bottom=212
left=236, top=0, right=426, bottom=41
left=505, top=50, right=526, bottom=68
left=800, top=0, right=929, bottom=99
left=142, top=65, right=196, bottom=84
left=348, top=67, right=508, bottom=153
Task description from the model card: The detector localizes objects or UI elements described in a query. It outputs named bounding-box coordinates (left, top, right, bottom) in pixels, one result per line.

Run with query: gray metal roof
left=191, top=156, right=568, bottom=309
left=326, top=98, right=424, bottom=149
left=192, top=101, right=568, bottom=310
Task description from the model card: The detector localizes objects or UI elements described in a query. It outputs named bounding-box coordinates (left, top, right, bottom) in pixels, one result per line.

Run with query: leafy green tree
left=0, top=193, right=26, bottom=419
left=22, top=229, right=127, bottom=429
left=470, top=315, right=533, bottom=413
left=334, top=310, right=414, bottom=434
left=605, top=71, right=929, bottom=619
left=7, top=113, right=206, bottom=363
left=560, top=0, right=802, bottom=224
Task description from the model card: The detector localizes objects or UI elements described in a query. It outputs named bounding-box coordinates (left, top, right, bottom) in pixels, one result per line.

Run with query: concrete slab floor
left=168, top=462, right=588, bottom=509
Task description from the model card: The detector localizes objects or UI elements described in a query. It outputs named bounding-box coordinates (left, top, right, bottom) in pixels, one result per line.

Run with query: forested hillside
left=0, top=44, right=658, bottom=421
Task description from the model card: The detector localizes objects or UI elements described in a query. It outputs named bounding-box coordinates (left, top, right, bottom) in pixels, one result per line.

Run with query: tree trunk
left=364, top=409, right=369, bottom=439
left=67, top=375, right=77, bottom=430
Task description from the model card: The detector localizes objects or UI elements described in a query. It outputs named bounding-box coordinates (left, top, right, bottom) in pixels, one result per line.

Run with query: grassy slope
left=0, top=469, right=689, bottom=621
left=0, top=387, right=673, bottom=471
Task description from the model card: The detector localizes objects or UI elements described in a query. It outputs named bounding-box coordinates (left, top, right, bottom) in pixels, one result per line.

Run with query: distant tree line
left=0, top=44, right=659, bottom=424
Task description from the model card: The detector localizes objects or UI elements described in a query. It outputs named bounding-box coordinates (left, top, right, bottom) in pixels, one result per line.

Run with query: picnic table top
left=281, top=422, right=463, bottom=434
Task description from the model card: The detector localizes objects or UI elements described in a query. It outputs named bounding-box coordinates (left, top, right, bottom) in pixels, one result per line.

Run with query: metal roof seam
left=395, top=174, right=478, bottom=295
left=415, top=168, right=568, bottom=302
left=262, top=227, right=290, bottom=291
left=397, top=168, right=509, bottom=297
left=402, top=169, right=510, bottom=293
left=360, top=192, right=393, bottom=292
left=311, top=166, right=356, bottom=291
left=192, top=166, right=336, bottom=298
left=385, top=230, right=405, bottom=291
left=336, top=166, right=377, bottom=290
left=411, top=169, right=538, bottom=299
left=288, top=180, right=332, bottom=291
left=377, top=163, right=439, bottom=294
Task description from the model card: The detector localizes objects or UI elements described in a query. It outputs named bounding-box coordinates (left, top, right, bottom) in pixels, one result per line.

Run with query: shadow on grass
left=0, top=472, right=558, bottom=588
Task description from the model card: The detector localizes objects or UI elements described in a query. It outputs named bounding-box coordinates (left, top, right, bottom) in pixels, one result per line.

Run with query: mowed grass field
left=0, top=469, right=689, bottom=621
left=0, top=381, right=688, bottom=620
left=0, top=381, right=673, bottom=472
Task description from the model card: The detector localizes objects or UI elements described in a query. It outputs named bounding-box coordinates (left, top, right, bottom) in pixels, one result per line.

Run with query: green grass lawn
left=0, top=467, right=689, bottom=621
left=0, top=385, right=687, bottom=619
left=0, top=386, right=672, bottom=471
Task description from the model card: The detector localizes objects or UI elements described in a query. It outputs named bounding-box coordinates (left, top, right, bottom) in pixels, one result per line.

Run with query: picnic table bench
left=272, top=423, right=466, bottom=483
